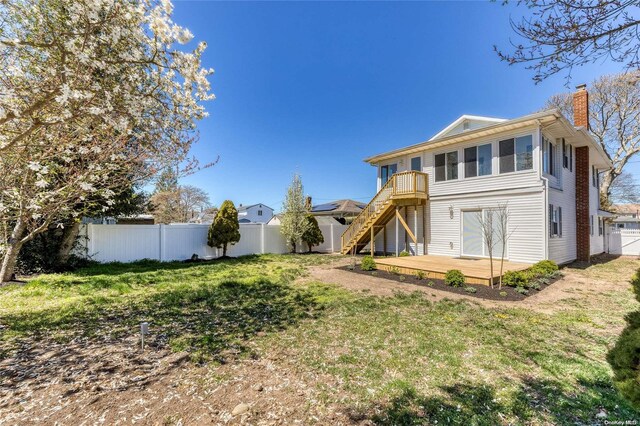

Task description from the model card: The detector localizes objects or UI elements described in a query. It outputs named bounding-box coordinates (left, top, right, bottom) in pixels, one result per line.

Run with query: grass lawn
left=1, top=254, right=639, bottom=424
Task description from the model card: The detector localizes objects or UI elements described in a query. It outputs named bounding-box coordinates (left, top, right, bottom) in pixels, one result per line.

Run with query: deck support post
left=370, top=226, right=374, bottom=257
left=395, top=207, right=399, bottom=256
left=414, top=206, right=418, bottom=255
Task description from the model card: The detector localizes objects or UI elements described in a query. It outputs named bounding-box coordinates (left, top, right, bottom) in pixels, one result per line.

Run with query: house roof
left=429, top=115, right=507, bottom=140
left=612, top=204, right=640, bottom=215
left=237, top=203, right=274, bottom=212
left=364, top=109, right=612, bottom=170
left=311, top=199, right=366, bottom=216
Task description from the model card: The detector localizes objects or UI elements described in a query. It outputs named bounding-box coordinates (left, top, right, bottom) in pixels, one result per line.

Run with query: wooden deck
left=375, top=255, right=531, bottom=286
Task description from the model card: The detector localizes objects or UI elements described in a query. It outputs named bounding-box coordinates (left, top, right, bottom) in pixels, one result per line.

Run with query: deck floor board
left=374, top=255, right=531, bottom=285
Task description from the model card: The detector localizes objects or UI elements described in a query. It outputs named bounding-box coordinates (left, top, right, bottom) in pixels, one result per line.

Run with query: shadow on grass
left=71, top=254, right=266, bottom=277
left=0, top=278, right=323, bottom=394
left=348, top=377, right=637, bottom=425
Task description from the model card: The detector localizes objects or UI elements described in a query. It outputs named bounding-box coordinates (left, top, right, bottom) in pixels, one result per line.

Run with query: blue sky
left=172, top=1, right=630, bottom=210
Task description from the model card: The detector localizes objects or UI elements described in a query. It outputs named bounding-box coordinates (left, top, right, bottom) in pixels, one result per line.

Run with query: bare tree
left=477, top=209, right=496, bottom=289
left=610, top=171, right=640, bottom=204
left=496, top=0, right=640, bottom=83
left=494, top=203, right=516, bottom=290
left=543, top=72, right=640, bottom=207
left=150, top=185, right=211, bottom=224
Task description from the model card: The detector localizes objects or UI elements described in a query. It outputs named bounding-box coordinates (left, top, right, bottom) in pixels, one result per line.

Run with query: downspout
left=538, top=123, right=550, bottom=261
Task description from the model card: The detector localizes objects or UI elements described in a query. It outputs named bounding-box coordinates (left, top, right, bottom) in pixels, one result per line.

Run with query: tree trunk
left=58, top=221, right=81, bottom=264
left=489, top=254, right=494, bottom=289
left=308, top=244, right=312, bottom=253
left=291, top=241, right=296, bottom=254
left=499, top=245, right=506, bottom=290
left=600, top=169, right=616, bottom=209
left=1, top=219, right=26, bottom=283
left=222, top=243, right=227, bottom=257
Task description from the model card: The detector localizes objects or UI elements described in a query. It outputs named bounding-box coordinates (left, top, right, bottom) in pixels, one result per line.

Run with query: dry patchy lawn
left=0, top=254, right=638, bottom=424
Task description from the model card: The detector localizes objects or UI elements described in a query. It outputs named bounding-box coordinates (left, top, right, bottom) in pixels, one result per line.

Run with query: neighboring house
left=188, top=209, right=218, bottom=224
left=342, top=85, right=611, bottom=265
left=311, top=199, right=366, bottom=224
left=267, top=214, right=340, bottom=226
left=82, top=216, right=117, bottom=225
left=237, top=203, right=274, bottom=223
left=611, top=204, right=640, bottom=229
left=116, top=214, right=155, bottom=225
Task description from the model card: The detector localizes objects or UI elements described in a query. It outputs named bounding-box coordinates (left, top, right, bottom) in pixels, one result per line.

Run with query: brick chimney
left=573, top=84, right=589, bottom=129
left=574, top=84, right=590, bottom=262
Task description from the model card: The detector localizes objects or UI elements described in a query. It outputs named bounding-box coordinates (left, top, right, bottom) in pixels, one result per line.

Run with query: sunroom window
left=464, top=143, right=492, bottom=178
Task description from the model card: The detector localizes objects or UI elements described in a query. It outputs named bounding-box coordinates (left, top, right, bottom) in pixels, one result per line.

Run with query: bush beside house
left=207, top=200, right=241, bottom=258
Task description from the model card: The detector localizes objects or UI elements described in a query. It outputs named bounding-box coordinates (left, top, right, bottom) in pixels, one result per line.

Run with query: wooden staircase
left=341, top=171, right=428, bottom=255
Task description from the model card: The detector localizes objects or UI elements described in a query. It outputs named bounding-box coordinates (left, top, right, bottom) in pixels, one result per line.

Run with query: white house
left=342, top=85, right=612, bottom=265
left=237, top=203, right=274, bottom=224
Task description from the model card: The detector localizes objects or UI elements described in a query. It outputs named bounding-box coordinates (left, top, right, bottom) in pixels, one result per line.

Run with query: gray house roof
left=237, top=203, right=274, bottom=212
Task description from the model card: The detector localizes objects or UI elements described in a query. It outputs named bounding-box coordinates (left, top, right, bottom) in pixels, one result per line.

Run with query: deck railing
left=341, top=171, right=428, bottom=253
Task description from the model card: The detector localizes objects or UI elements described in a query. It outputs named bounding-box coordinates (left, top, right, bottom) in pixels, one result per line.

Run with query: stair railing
left=341, top=171, right=428, bottom=253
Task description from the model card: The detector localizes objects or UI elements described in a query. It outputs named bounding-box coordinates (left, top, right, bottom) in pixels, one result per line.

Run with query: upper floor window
left=543, top=136, right=557, bottom=177
left=562, top=139, right=573, bottom=171
left=411, top=156, right=422, bottom=171
left=464, top=143, right=492, bottom=178
left=258, top=210, right=263, bottom=216
left=499, top=135, right=533, bottom=174
left=592, top=165, right=598, bottom=187
left=381, top=163, right=397, bottom=185
left=435, top=151, right=458, bottom=182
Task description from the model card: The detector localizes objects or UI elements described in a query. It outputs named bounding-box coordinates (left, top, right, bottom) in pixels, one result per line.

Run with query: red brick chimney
left=573, top=84, right=589, bottom=129
left=574, top=84, right=590, bottom=262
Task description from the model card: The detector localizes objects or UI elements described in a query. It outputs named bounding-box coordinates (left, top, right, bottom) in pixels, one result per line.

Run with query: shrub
left=528, top=281, right=541, bottom=291
left=427, top=280, right=435, bottom=287
left=415, top=270, right=427, bottom=280
left=499, top=291, right=507, bottom=297
left=531, top=260, right=559, bottom=276
left=502, top=270, right=528, bottom=288
left=388, top=266, right=400, bottom=275
left=399, top=275, right=406, bottom=282
left=609, top=269, right=640, bottom=408
left=361, top=256, right=376, bottom=271
left=445, top=269, right=465, bottom=287
left=208, top=200, right=241, bottom=257
left=464, top=286, right=477, bottom=294
left=301, top=215, right=324, bottom=253
left=399, top=250, right=410, bottom=257
left=515, top=286, right=529, bottom=295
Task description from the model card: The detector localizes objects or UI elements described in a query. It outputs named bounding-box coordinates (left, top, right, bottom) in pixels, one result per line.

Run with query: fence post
left=330, top=223, right=334, bottom=253
left=261, top=223, right=265, bottom=254
left=159, top=224, right=164, bottom=261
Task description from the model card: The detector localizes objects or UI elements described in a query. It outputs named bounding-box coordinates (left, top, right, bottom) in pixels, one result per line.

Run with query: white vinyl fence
left=608, top=229, right=640, bottom=257
left=79, top=223, right=347, bottom=263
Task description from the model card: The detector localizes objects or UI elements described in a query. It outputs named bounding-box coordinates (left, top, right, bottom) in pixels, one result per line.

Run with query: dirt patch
left=0, top=333, right=351, bottom=425
left=336, top=265, right=559, bottom=301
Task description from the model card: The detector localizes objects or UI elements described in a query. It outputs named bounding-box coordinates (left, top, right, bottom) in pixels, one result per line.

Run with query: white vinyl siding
left=427, top=191, right=545, bottom=264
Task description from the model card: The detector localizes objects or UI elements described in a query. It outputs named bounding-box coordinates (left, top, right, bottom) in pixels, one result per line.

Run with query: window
left=598, top=217, right=603, bottom=236
left=500, top=135, right=533, bottom=174
left=435, top=151, right=458, bottom=182
left=258, top=210, right=263, bottom=216
left=549, top=205, right=562, bottom=237
left=590, top=215, right=594, bottom=236
left=464, top=144, right=492, bottom=178
left=569, top=144, right=573, bottom=172
left=381, top=163, right=397, bottom=185
left=592, top=166, right=596, bottom=187
left=411, top=156, right=421, bottom=171
left=543, top=136, right=557, bottom=176
left=562, top=139, right=569, bottom=169
left=499, top=138, right=515, bottom=174
left=516, top=135, right=533, bottom=171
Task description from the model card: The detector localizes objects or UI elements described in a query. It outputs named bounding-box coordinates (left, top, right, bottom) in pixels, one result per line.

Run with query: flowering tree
left=0, top=0, right=215, bottom=282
